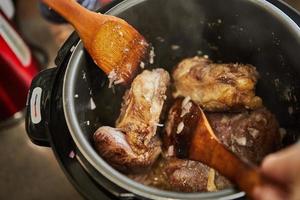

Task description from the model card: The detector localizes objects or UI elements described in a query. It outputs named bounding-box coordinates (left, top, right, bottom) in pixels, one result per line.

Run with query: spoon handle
left=188, top=109, right=265, bottom=199
left=41, top=0, right=99, bottom=39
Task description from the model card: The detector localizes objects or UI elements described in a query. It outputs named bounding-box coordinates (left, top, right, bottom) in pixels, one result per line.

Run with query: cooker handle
left=25, top=68, right=57, bottom=147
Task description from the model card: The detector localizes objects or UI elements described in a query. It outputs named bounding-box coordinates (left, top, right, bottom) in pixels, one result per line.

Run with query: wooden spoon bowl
left=42, top=0, right=149, bottom=85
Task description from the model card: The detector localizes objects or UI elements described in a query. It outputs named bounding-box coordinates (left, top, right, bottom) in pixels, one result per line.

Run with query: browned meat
left=207, top=108, right=281, bottom=164
left=94, top=69, right=170, bottom=173
left=94, top=127, right=162, bottom=172
left=116, top=69, right=170, bottom=153
left=173, top=56, right=263, bottom=111
left=163, top=158, right=211, bottom=192
left=94, top=56, right=281, bottom=192
left=132, top=158, right=211, bottom=192
left=128, top=157, right=231, bottom=192
left=163, top=158, right=231, bottom=192
left=162, top=98, right=280, bottom=192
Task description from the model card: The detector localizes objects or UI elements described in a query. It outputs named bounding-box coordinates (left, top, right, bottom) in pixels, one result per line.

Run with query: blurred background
left=0, top=0, right=299, bottom=199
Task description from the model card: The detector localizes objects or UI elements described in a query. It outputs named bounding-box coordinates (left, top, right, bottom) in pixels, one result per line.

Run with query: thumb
left=261, top=143, right=300, bottom=184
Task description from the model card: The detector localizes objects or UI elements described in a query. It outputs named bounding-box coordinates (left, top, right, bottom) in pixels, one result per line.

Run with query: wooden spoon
left=42, top=0, right=149, bottom=85
left=167, top=98, right=269, bottom=199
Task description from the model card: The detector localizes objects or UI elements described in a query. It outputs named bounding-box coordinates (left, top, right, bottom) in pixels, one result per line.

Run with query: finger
left=261, top=144, right=300, bottom=183
left=253, top=185, right=287, bottom=200
left=291, top=178, right=300, bottom=200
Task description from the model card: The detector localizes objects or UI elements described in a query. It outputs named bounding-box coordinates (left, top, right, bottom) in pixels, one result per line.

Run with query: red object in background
left=100, top=0, right=113, bottom=6
left=0, top=11, right=39, bottom=121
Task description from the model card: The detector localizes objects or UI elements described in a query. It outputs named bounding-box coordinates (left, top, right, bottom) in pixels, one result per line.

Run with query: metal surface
left=63, top=0, right=300, bottom=199
left=64, top=42, right=243, bottom=200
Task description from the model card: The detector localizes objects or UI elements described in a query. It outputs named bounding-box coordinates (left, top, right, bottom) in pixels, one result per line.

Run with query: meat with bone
left=94, top=69, right=170, bottom=173
left=173, top=56, right=263, bottom=111
left=93, top=56, right=281, bottom=192
left=162, top=98, right=280, bottom=192
left=116, top=69, right=170, bottom=153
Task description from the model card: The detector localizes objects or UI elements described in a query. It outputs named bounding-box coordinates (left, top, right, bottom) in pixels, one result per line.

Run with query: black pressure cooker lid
left=26, top=0, right=300, bottom=200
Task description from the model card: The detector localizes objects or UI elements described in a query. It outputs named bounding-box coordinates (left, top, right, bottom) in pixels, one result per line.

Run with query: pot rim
left=63, top=0, right=300, bottom=199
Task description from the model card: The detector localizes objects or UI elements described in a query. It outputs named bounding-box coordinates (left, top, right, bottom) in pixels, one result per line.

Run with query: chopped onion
left=68, top=150, right=75, bottom=159
left=247, top=127, right=259, bottom=138
left=235, top=137, right=247, bottom=146
left=182, top=96, right=191, bottom=108
left=177, top=122, right=184, bottom=134
left=181, top=102, right=192, bottom=117
left=207, top=169, right=217, bottom=192
left=155, top=123, right=164, bottom=127
left=108, top=70, right=117, bottom=88
left=279, top=128, right=287, bottom=140
left=90, top=98, right=96, bottom=110
left=149, top=47, right=155, bottom=64
left=140, top=61, right=145, bottom=69
left=171, top=45, right=180, bottom=50
left=167, top=145, right=174, bottom=156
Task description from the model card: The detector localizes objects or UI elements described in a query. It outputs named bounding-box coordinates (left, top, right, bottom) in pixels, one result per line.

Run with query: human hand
left=253, top=143, right=300, bottom=200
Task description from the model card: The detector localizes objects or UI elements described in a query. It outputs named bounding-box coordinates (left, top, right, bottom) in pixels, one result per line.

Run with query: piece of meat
left=129, top=156, right=231, bottom=193
left=162, top=98, right=280, bottom=192
left=116, top=69, right=170, bottom=153
left=94, top=127, right=162, bottom=172
left=94, top=69, right=170, bottom=173
left=163, top=158, right=211, bottom=192
left=173, top=56, right=263, bottom=111
left=127, top=156, right=210, bottom=192
left=207, top=108, right=281, bottom=164
left=162, top=157, right=231, bottom=192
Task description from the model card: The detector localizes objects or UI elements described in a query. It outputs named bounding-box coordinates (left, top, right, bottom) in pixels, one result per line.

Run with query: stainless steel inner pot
left=63, top=0, right=300, bottom=199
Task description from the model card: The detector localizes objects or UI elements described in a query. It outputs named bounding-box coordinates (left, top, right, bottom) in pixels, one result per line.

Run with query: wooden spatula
left=167, top=98, right=267, bottom=199
left=42, top=0, right=149, bottom=85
